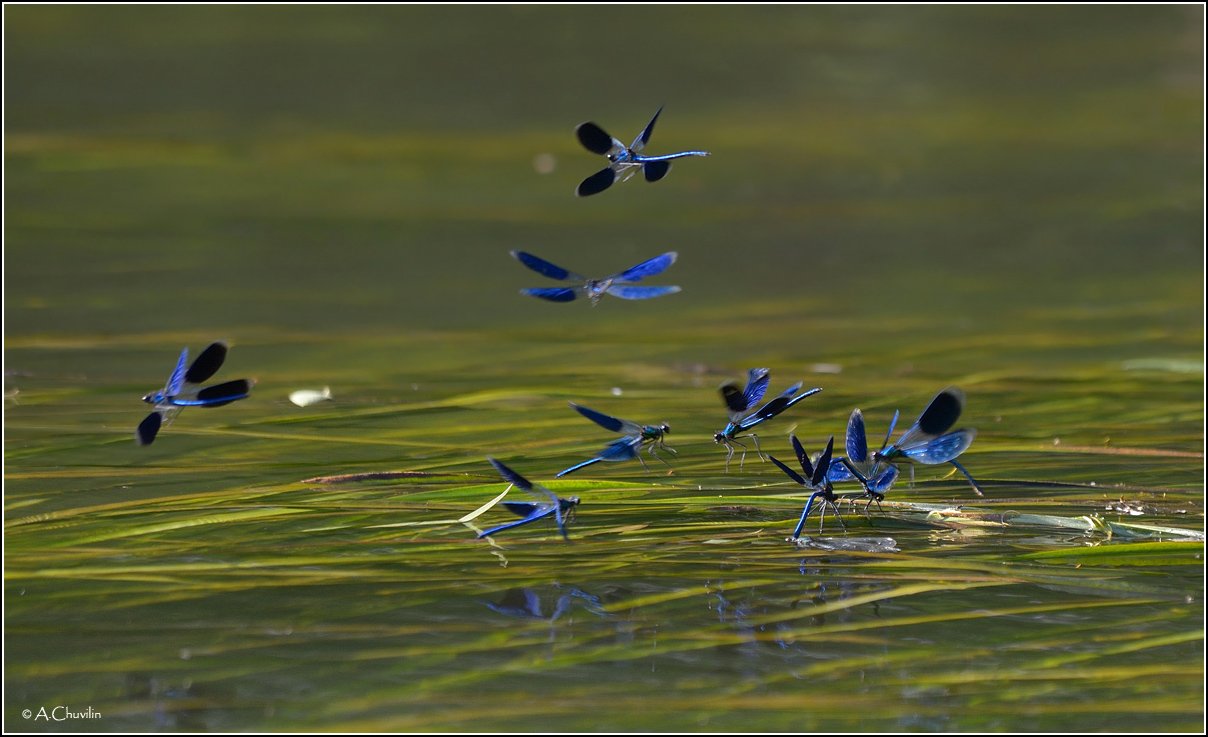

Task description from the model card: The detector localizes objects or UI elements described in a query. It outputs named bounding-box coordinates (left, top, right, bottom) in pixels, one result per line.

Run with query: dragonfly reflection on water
left=510, top=250, right=681, bottom=305
left=556, top=402, right=674, bottom=478
left=136, top=342, right=253, bottom=446
left=575, top=106, right=710, bottom=197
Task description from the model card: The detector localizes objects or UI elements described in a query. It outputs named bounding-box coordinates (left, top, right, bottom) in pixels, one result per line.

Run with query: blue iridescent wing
left=811, top=436, right=834, bottom=487
left=489, top=457, right=535, bottom=492
left=901, top=429, right=976, bottom=465
left=846, top=409, right=869, bottom=463
left=827, top=458, right=856, bottom=483
left=185, top=342, right=227, bottom=385
left=880, top=410, right=900, bottom=453
left=790, top=435, right=814, bottom=479
left=631, top=106, right=663, bottom=152
left=769, top=454, right=807, bottom=486
left=741, top=368, right=771, bottom=411
left=477, top=505, right=556, bottom=538
left=510, top=250, right=583, bottom=282
left=606, top=285, right=681, bottom=300
left=569, top=402, right=643, bottom=435
left=596, top=436, right=642, bottom=462
left=521, top=287, right=579, bottom=302
left=577, top=121, right=624, bottom=156
left=612, top=252, right=677, bottom=283
left=577, top=167, right=618, bottom=197
left=488, top=457, right=559, bottom=507
left=867, top=464, right=899, bottom=494
left=739, top=385, right=820, bottom=429
left=165, top=347, right=189, bottom=397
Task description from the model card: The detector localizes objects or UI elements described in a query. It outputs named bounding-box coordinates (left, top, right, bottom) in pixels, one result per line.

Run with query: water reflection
left=485, top=585, right=606, bottom=622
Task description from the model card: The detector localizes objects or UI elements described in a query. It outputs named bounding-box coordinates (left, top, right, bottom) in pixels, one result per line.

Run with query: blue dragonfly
left=769, top=434, right=853, bottom=538
left=826, top=408, right=902, bottom=512
left=713, top=368, right=822, bottom=470
left=871, top=387, right=984, bottom=496
left=556, top=402, right=674, bottom=477
left=575, top=106, right=710, bottom=197
left=136, top=342, right=253, bottom=446
left=478, top=458, right=580, bottom=541
left=510, top=250, right=681, bottom=305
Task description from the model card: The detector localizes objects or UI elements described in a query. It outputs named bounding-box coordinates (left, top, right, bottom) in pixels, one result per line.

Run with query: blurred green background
left=5, top=5, right=1203, bottom=732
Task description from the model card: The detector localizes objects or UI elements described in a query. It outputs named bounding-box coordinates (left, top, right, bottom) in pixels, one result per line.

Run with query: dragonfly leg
left=948, top=459, right=985, bottom=497
left=820, top=499, right=847, bottom=534
left=648, top=444, right=675, bottom=471
left=750, top=433, right=767, bottom=461
left=636, top=453, right=651, bottom=473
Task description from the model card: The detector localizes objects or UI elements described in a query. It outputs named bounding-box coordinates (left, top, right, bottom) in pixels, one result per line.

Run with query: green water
left=5, top=5, right=1204, bottom=732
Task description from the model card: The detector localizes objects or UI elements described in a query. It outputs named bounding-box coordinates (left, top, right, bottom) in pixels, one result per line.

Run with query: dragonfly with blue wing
left=575, top=106, right=710, bottom=197
left=510, top=250, right=681, bottom=305
left=872, top=387, right=984, bottom=496
left=136, top=342, right=254, bottom=446
left=827, top=408, right=902, bottom=513
left=769, top=434, right=858, bottom=538
left=478, top=458, right=580, bottom=541
left=556, top=401, right=674, bottom=478
left=713, top=368, right=822, bottom=470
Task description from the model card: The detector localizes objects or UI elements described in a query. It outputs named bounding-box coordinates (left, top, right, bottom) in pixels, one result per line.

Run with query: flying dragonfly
left=510, top=250, right=681, bottom=305
left=713, top=368, right=822, bottom=470
left=478, top=458, right=580, bottom=541
left=136, top=342, right=253, bottom=446
left=769, top=435, right=853, bottom=538
left=871, top=387, right=984, bottom=496
left=826, top=408, right=902, bottom=512
left=575, top=106, right=710, bottom=197
left=556, top=402, right=674, bottom=478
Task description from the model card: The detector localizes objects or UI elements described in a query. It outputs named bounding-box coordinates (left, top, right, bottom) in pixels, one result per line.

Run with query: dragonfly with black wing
left=556, top=402, right=674, bottom=478
left=769, top=435, right=857, bottom=538
left=575, top=106, right=710, bottom=197
left=136, top=342, right=254, bottom=446
left=713, top=368, right=822, bottom=471
left=871, top=387, right=984, bottom=496
left=478, top=458, right=580, bottom=541
left=510, top=250, right=681, bottom=305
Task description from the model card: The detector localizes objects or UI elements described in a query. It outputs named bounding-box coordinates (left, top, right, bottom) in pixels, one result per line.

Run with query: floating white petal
left=289, top=387, right=333, bottom=407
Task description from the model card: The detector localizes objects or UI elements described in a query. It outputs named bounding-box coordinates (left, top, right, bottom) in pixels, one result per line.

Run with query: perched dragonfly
left=826, top=408, right=902, bottom=512
left=136, top=342, right=253, bottom=446
left=713, top=368, right=822, bottom=470
left=769, top=435, right=853, bottom=538
left=510, top=250, right=681, bottom=305
left=871, top=387, right=984, bottom=496
left=575, top=106, right=710, bottom=197
left=478, top=458, right=580, bottom=541
left=556, top=402, right=674, bottom=477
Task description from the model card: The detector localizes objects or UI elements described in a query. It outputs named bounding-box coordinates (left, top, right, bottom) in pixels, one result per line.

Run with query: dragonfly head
left=713, top=431, right=727, bottom=444
left=659, top=423, right=671, bottom=435
left=141, top=391, right=163, bottom=405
